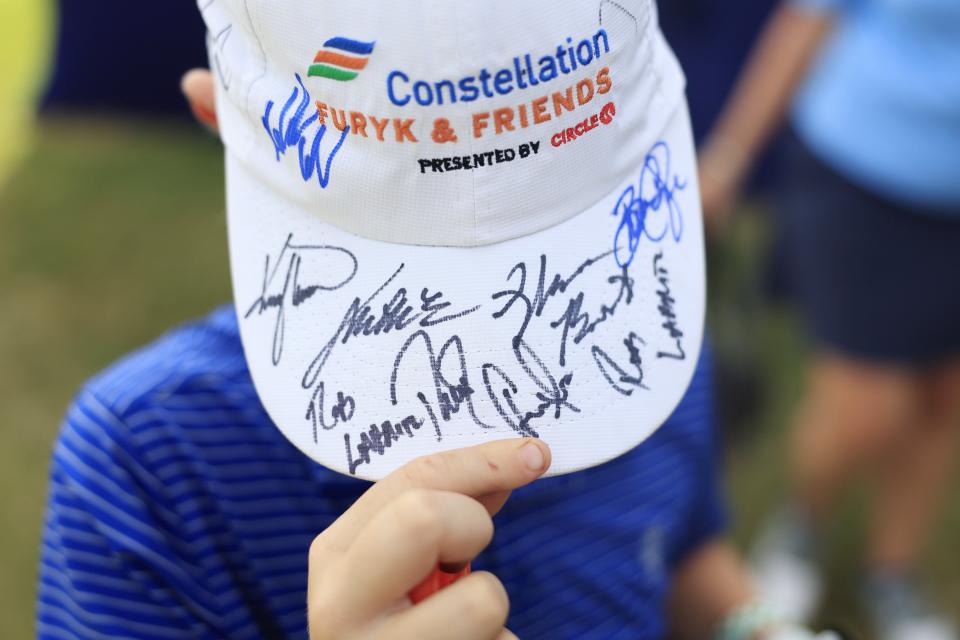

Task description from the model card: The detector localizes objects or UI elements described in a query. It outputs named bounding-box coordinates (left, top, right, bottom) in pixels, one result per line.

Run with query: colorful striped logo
left=308, top=37, right=376, bottom=82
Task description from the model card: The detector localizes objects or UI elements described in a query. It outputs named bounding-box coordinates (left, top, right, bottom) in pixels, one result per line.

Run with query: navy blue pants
left=776, top=134, right=960, bottom=366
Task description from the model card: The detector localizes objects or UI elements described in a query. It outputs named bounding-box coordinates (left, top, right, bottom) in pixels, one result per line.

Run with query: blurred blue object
left=659, top=0, right=778, bottom=143
left=659, top=0, right=782, bottom=191
left=41, top=1, right=209, bottom=116
left=791, top=0, right=960, bottom=213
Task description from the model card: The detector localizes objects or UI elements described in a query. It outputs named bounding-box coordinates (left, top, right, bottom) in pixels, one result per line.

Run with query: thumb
left=181, top=68, right=219, bottom=131
left=322, top=439, right=551, bottom=553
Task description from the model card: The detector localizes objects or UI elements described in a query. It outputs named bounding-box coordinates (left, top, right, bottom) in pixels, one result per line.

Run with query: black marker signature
left=479, top=339, right=580, bottom=438
left=550, top=266, right=634, bottom=367
left=301, top=268, right=481, bottom=390
left=516, top=372, right=575, bottom=434
left=388, top=328, right=580, bottom=445
left=612, top=141, right=686, bottom=268
left=592, top=332, right=647, bottom=396
left=653, top=251, right=685, bottom=360
left=509, top=338, right=579, bottom=433
left=492, top=250, right=623, bottom=358
left=305, top=382, right=356, bottom=443
left=287, top=238, right=684, bottom=474
left=345, top=415, right=424, bottom=476
left=244, top=233, right=358, bottom=365
left=390, top=331, right=496, bottom=442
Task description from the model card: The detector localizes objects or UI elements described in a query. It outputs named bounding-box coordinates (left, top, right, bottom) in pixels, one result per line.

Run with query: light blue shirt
left=791, top=0, right=960, bottom=213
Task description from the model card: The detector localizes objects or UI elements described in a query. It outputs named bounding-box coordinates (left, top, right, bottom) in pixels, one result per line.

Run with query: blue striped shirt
left=37, top=306, right=725, bottom=640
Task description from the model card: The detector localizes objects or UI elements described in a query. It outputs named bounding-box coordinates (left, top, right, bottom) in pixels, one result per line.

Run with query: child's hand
left=181, top=69, right=218, bottom=131
left=307, top=439, right=551, bottom=640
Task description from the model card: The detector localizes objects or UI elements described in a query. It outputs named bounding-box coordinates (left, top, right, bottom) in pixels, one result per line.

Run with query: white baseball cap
left=199, top=0, right=706, bottom=480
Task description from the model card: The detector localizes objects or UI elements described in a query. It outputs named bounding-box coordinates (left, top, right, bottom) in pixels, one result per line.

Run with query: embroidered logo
left=309, top=37, right=376, bottom=82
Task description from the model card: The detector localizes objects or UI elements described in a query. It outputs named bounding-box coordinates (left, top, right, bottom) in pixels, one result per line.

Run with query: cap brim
left=226, top=102, right=705, bottom=480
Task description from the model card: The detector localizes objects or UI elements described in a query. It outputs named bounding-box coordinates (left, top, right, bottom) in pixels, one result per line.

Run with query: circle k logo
left=550, top=102, right=616, bottom=147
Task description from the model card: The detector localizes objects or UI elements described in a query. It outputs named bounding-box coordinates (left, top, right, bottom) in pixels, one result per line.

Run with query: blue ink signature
left=261, top=74, right=349, bottom=188
left=611, top=141, right=687, bottom=268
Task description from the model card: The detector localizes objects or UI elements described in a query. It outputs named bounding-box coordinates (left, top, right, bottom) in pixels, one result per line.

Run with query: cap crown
left=201, top=0, right=685, bottom=247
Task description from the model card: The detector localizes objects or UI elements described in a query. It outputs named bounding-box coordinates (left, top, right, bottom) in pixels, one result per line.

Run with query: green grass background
left=0, top=4, right=957, bottom=639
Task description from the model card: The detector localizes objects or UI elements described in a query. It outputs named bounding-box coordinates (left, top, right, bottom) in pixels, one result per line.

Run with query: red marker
left=409, top=564, right=471, bottom=604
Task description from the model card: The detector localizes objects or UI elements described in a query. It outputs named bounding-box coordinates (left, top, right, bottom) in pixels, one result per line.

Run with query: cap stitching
left=241, top=0, right=269, bottom=123
left=449, top=3, right=481, bottom=246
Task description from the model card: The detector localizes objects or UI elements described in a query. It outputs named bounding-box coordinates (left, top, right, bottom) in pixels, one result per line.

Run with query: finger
left=437, top=560, right=470, bottom=574
left=181, top=68, right=218, bottom=131
left=475, top=489, right=512, bottom=516
left=396, top=485, right=511, bottom=574
left=330, top=490, right=494, bottom=624
left=375, top=571, right=509, bottom=640
left=319, top=439, right=549, bottom=556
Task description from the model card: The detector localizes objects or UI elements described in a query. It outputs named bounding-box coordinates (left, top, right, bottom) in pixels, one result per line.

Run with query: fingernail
left=520, top=442, right=545, bottom=472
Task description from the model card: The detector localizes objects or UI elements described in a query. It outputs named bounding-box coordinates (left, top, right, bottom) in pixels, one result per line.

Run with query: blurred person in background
left=41, top=1, right=207, bottom=116
left=698, top=0, right=960, bottom=638
left=658, top=0, right=781, bottom=447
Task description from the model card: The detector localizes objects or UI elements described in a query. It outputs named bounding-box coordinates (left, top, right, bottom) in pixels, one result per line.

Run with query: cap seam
left=451, top=6, right=481, bottom=246
left=241, top=0, right=269, bottom=127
